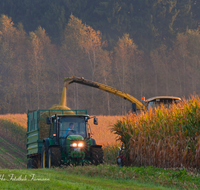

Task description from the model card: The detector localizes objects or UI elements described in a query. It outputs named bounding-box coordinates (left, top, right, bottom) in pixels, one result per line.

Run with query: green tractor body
left=27, top=109, right=103, bottom=168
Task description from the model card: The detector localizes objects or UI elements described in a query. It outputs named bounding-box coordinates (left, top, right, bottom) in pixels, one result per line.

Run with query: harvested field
left=88, top=115, right=121, bottom=146
left=0, top=118, right=26, bottom=149
left=0, top=135, right=26, bottom=169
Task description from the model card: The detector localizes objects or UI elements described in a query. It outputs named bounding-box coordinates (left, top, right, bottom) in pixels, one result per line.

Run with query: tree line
left=0, top=0, right=199, bottom=52
left=0, top=14, right=200, bottom=115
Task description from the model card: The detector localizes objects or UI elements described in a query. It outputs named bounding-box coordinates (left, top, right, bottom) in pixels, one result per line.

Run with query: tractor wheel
left=27, top=157, right=38, bottom=169
left=32, top=157, right=38, bottom=168
left=48, top=147, right=61, bottom=168
left=41, top=143, right=48, bottom=168
left=91, top=147, right=104, bottom=165
left=27, top=159, right=32, bottom=169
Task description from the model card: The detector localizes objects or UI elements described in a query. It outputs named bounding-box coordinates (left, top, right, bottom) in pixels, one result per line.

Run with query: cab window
left=59, top=117, right=86, bottom=138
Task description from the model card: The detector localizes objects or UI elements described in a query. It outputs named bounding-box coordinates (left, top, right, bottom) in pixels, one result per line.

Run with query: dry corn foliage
left=112, top=95, right=200, bottom=169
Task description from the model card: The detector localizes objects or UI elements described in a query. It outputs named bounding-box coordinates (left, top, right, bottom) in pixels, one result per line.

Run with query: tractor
left=27, top=110, right=103, bottom=168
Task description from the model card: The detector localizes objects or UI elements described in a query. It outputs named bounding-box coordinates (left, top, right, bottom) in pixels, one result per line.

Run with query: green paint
left=67, top=135, right=84, bottom=141
left=48, top=138, right=54, bottom=146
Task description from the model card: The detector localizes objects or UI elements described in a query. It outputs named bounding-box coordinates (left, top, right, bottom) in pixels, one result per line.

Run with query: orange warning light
left=141, top=96, right=145, bottom=101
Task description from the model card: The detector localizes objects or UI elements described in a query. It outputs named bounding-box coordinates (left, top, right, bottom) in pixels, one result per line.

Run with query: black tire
left=48, top=146, right=61, bottom=168
left=27, top=158, right=32, bottom=169
left=41, top=143, right=48, bottom=168
left=27, top=157, right=38, bottom=169
left=91, top=147, right=104, bottom=165
left=32, top=157, right=38, bottom=168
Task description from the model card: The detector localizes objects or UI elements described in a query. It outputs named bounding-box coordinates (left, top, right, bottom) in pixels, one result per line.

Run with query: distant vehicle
left=145, top=96, right=181, bottom=110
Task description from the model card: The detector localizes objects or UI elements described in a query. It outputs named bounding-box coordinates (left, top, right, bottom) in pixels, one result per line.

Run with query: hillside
left=0, top=114, right=27, bottom=129
left=0, top=136, right=26, bottom=169
left=0, top=115, right=27, bottom=168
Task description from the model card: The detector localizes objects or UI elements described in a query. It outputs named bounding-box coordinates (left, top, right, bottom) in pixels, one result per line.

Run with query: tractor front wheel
left=91, top=147, right=104, bottom=165
left=48, top=147, right=61, bottom=168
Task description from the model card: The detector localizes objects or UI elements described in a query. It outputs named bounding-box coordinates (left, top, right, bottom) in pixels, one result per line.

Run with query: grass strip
left=58, top=165, right=200, bottom=190
left=0, top=169, right=172, bottom=190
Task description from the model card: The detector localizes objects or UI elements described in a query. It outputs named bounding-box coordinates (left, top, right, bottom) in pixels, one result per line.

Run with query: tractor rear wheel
left=27, top=159, right=32, bottom=169
left=91, top=147, right=104, bottom=165
left=27, top=157, right=38, bottom=169
left=48, top=147, right=61, bottom=168
left=41, top=143, right=48, bottom=168
left=32, top=157, right=38, bottom=168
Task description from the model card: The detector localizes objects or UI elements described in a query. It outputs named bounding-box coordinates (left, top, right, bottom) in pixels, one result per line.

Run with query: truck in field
left=27, top=109, right=103, bottom=168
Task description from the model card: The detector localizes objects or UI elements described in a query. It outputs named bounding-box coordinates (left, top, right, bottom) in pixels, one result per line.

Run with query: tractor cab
left=48, top=115, right=90, bottom=150
left=145, top=96, right=181, bottom=110
left=48, top=115, right=88, bottom=140
left=47, top=114, right=97, bottom=142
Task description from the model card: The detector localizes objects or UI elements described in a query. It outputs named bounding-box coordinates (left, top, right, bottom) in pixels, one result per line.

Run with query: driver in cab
left=64, top=123, right=76, bottom=137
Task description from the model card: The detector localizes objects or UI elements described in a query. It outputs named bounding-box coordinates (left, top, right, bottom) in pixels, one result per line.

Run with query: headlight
left=70, top=143, right=77, bottom=147
left=78, top=142, right=84, bottom=147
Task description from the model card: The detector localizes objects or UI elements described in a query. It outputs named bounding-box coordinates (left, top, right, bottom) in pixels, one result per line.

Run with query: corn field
left=112, top=95, right=200, bottom=169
